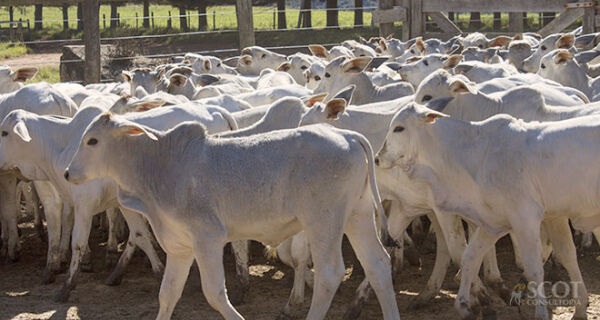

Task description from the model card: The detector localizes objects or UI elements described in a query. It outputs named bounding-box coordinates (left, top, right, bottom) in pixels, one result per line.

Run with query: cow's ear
left=423, top=111, right=448, bottom=123
left=196, top=74, right=220, bottom=87
left=342, top=57, right=372, bottom=73
left=556, top=34, right=575, bottom=49
left=379, top=39, right=388, bottom=51
left=513, top=33, right=523, bottom=41
left=309, top=45, right=328, bottom=59
left=204, top=59, right=211, bottom=71
left=453, top=64, right=473, bottom=75
left=302, top=93, right=328, bottom=107
left=449, top=79, right=475, bottom=95
left=487, top=36, right=512, bottom=48
left=169, top=74, right=187, bottom=87
left=443, top=54, right=463, bottom=69
left=12, top=121, right=31, bottom=142
left=11, top=67, right=38, bottom=82
left=415, top=38, right=426, bottom=53
left=131, top=100, right=166, bottom=112
left=122, top=70, right=133, bottom=82
left=359, top=36, right=368, bottom=44
left=554, top=50, right=574, bottom=64
left=155, top=67, right=166, bottom=81
left=324, top=98, right=347, bottom=119
left=239, top=55, right=252, bottom=66
left=277, top=62, right=292, bottom=72
left=406, top=56, right=422, bottom=63
left=386, top=33, right=394, bottom=40
left=118, top=123, right=158, bottom=141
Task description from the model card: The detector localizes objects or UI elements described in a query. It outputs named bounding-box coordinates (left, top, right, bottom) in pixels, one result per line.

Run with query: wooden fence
left=374, top=0, right=598, bottom=40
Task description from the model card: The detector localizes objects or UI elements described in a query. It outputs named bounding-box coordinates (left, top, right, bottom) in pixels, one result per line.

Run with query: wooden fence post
left=401, top=0, right=410, bottom=41
left=379, top=0, right=394, bottom=37
left=582, top=0, right=595, bottom=34
left=508, top=12, right=523, bottom=33
left=83, top=0, right=101, bottom=84
left=62, top=4, right=69, bottom=31
left=410, top=0, right=423, bottom=38
left=236, top=0, right=255, bottom=50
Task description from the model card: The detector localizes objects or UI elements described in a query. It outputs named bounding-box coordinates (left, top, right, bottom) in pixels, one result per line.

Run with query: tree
left=326, top=0, right=338, bottom=27
left=77, top=3, right=83, bottom=31
left=62, top=5, right=69, bottom=31
left=110, top=3, right=118, bottom=28
left=198, top=0, right=208, bottom=30
left=277, top=0, right=286, bottom=29
left=493, top=12, right=501, bottom=30
left=34, top=5, right=43, bottom=30
left=179, top=7, right=188, bottom=31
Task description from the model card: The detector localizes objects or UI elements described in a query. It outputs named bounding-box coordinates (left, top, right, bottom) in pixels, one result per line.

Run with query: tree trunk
left=198, top=1, right=208, bottom=30
left=110, top=3, right=118, bottom=28
left=523, top=12, right=528, bottom=29
left=493, top=12, right=501, bottom=30
left=326, top=0, right=338, bottom=27
left=448, top=12, right=454, bottom=22
left=277, top=0, right=286, bottom=29
left=542, top=12, right=555, bottom=27
left=469, top=12, right=482, bottom=29
left=354, top=0, right=363, bottom=26
left=62, top=5, right=69, bottom=30
left=143, top=1, right=150, bottom=28
left=179, top=7, right=188, bottom=31
left=34, top=5, right=43, bottom=30
left=77, top=3, right=83, bottom=31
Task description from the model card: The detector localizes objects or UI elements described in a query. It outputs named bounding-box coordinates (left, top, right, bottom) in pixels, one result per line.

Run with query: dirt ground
left=2, top=219, right=600, bottom=320
left=1, top=53, right=61, bottom=67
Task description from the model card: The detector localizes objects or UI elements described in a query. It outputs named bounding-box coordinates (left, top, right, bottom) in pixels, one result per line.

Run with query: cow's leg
left=305, top=222, right=345, bottom=320
left=468, top=222, right=505, bottom=301
left=279, top=232, right=311, bottom=318
left=511, top=218, right=549, bottom=320
left=156, top=253, right=194, bottom=320
left=35, top=181, right=64, bottom=284
left=345, top=207, right=400, bottom=320
left=106, top=209, right=164, bottom=285
left=230, top=240, right=249, bottom=306
left=410, top=212, right=452, bottom=309
left=105, top=208, right=120, bottom=269
left=0, top=174, right=19, bottom=262
left=386, top=204, right=415, bottom=279
left=193, top=240, right=244, bottom=320
left=581, top=232, right=593, bottom=249
left=544, top=218, right=588, bottom=319
left=455, top=227, right=500, bottom=320
left=55, top=206, right=93, bottom=302
left=510, top=232, right=524, bottom=269
left=59, top=205, right=74, bottom=264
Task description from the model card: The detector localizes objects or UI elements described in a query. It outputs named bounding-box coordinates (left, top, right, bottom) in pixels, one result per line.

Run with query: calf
left=64, top=114, right=400, bottom=320
left=522, top=33, right=575, bottom=73
left=376, top=104, right=594, bottom=320
left=0, top=66, right=38, bottom=93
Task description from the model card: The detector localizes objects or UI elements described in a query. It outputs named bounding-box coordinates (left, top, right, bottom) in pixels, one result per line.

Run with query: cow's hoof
left=41, top=269, right=56, bottom=284
left=342, top=303, right=363, bottom=320
left=54, top=288, right=70, bottom=303
left=482, top=306, right=497, bottom=320
left=105, top=273, right=123, bottom=286
left=405, top=246, right=421, bottom=267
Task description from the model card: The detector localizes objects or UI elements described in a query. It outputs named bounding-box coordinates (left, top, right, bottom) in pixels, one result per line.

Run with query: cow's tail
left=355, top=133, right=395, bottom=248
left=50, top=88, right=78, bottom=116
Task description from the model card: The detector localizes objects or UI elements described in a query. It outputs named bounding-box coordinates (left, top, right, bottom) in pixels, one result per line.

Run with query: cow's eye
left=422, top=95, right=432, bottom=102
left=541, top=45, right=547, bottom=51
left=1, top=131, right=7, bottom=137
left=217, top=63, right=222, bottom=68
left=261, top=54, right=266, bottom=58
left=410, top=49, right=415, bottom=54
left=315, top=75, right=321, bottom=81
left=393, top=126, right=405, bottom=132
left=423, top=60, right=429, bottom=66
left=541, top=63, right=546, bottom=69
left=87, top=138, right=98, bottom=146
left=325, top=73, right=331, bottom=78
left=300, top=65, right=308, bottom=70
left=478, top=44, right=483, bottom=49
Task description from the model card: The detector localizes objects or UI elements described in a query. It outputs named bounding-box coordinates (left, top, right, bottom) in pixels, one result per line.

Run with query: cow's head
left=522, top=33, right=574, bottom=73
left=122, top=67, right=166, bottom=98
left=415, top=69, right=475, bottom=105
left=0, top=66, right=38, bottom=94
left=394, top=54, right=463, bottom=88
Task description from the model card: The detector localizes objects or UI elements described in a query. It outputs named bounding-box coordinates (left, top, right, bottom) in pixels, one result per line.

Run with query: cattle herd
left=2, top=29, right=600, bottom=320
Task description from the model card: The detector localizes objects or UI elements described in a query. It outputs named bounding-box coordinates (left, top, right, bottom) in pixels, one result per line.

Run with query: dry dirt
left=1, top=53, right=61, bottom=67
left=2, top=219, right=600, bottom=320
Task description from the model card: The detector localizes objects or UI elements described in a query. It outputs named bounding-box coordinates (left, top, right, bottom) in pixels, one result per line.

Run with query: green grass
left=0, top=5, right=372, bottom=32
left=0, top=43, right=29, bottom=59
left=26, top=65, right=59, bottom=84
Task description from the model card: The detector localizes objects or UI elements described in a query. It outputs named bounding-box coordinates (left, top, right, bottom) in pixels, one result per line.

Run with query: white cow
left=376, top=104, right=594, bottom=320
left=522, top=33, right=575, bottom=73
left=0, top=66, right=38, bottom=93
left=63, top=113, right=400, bottom=320
left=236, top=46, right=287, bottom=76
left=537, top=49, right=600, bottom=101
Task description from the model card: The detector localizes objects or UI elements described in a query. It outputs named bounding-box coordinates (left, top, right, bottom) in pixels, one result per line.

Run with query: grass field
left=0, top=43, right=29, bottom=59
left=26, top=65, right=59, bottom=83
left=0, top=5, right=373, bottom=32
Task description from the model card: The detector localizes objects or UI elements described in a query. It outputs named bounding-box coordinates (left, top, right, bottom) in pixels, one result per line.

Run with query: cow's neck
left=452, top=91, right=500, bottom=120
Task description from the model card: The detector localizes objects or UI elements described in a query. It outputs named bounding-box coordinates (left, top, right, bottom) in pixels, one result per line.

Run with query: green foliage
left=0, top=43, right=29, bottom=59
left=26, top=65, right=60, bottom=84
